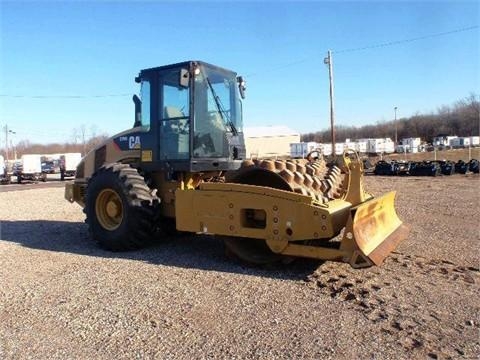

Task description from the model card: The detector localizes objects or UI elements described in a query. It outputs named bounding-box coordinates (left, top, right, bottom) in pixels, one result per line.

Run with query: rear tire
left=85, top=163, right=160, bottom=251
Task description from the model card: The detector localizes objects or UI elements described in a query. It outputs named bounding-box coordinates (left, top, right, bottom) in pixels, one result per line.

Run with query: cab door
left=158, top=68, right=191, bottom=162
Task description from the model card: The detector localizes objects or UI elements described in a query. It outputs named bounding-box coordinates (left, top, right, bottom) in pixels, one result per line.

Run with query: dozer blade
left=351, top=191, right=410, bottom=266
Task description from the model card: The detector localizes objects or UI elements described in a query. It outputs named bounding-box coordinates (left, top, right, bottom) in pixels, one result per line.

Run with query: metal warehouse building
left=244, top=126, right=300, bottom=158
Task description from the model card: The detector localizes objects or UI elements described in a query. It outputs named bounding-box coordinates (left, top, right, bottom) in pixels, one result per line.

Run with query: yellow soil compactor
left=65, top=61, right=409, bottom=268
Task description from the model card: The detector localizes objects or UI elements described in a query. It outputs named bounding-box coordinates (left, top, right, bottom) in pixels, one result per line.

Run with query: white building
left=399, top=137, right=422, bottom=153
left=291, top=137, right=398, bottom=158
left=290, top=142, right=320, bottom=158
left=313, top=143, right=346, bottom=156
left=450, top=137, right=471, bottom=148
left=321, top=143, right=333, bottom=156
left=0, top=155, right=5, bottom=178
left=342, top=139, right=368, bottom=154
left=354, top=141, right=368, bottom=153
left=432, top=135, right=457, bottom=147
left=358, top=138, right=395, bottom=154
left=305, top=140, right=367, bottom=156
left=244, top=126, right=300, bottom=158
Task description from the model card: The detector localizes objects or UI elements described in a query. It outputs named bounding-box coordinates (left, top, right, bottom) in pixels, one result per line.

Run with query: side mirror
left=180, top=69, right=190, bottom=88
left=237, top=76, right=246, bottom=99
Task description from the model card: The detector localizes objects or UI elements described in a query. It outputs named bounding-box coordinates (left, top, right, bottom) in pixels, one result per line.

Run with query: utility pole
left=80, top=125, right=87, bottom=156
left=3, top=125, right=7, bottom=161
left=324, top=50, right=336, bottom=159
left=394, top=106, right=398, bottom=146
left=10, top=140, right=17, bottom=160
left=3, top=125, right=15, bottom=162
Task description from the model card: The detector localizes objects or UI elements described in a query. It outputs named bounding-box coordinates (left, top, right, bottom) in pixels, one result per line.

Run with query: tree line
left=0, top=123, right=112, bottom=160
left=2, top=135, right=109, bottom=160
left=302, top=94, right=479, bottom=143
left=2, top=94, right=478, bottom=160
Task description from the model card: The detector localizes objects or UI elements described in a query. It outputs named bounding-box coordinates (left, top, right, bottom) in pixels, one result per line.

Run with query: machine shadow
left=0, top=220, right=321, bottom=281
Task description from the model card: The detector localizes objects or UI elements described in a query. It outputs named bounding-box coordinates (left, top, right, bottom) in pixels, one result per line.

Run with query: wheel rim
left=96, top=189, right=123, bottom=231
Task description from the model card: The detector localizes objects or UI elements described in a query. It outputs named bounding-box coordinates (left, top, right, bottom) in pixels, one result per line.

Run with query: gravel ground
left=0, top=174, right=479, bottom=359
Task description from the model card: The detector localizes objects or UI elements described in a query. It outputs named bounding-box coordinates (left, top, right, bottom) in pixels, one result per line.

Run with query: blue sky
left=1, top=1, right=479, bottom=145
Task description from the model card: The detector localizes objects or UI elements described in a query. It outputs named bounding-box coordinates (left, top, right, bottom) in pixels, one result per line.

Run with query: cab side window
left=163, top=83, right=189, bottom=119
left=140, top=81, right=150, bottom=128
left=159, top=70, right=190, bottom=160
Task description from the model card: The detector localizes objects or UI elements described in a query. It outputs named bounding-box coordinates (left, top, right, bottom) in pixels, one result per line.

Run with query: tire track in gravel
left=304, top=253, right=480, bottom=359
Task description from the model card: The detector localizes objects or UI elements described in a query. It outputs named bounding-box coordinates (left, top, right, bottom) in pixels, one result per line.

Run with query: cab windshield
left=193, top=65, right=243, bottom=158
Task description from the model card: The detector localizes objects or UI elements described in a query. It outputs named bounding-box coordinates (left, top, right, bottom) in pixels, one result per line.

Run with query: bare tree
left=300, top=94, right=479, bottom=143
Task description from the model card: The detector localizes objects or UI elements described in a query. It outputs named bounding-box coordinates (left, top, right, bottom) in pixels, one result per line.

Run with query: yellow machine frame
left=67, top=151, right=409, bottom=268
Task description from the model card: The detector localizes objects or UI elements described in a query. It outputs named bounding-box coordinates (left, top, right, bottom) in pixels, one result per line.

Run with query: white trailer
left=0, top=155, right=4, bottom=177
left=399, top=137, right=421, bottom=153
left=367, top=138, right=395, bottom=154
left=290, top=142, right=319, bottom=158
left=384, top=139, right=395, bottom=154
left=335, top=143, right=347, bottom=155
left=315, top=143, right=345, bottom=156
left=60, top=153, right=82, bottom=180
left=470, top=136, right=480, bottom=147
left=354, top=141, right=368, bottom=154
left=450, top=137, right=469, bottom=148
left=317, top=142, right=368, bottom=156
left=0, top=155, right=11, bottom=184
left=433, top=136, right=457, bottom=148
left=18, top=154, right=46, bottom=183
left=321, top=143, right=332, bottom=156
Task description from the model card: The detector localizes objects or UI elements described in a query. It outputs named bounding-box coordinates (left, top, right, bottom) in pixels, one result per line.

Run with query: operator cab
left=135, top=61, right=246, bottom=173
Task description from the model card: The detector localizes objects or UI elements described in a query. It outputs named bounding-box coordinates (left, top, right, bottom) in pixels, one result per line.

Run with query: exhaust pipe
left=133, top=94, right=142, bottom=128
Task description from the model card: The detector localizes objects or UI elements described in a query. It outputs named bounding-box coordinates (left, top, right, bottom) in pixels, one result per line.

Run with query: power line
left=334, top=25, right=479, bottom=54
left=246, top=24, right=478, bottom=77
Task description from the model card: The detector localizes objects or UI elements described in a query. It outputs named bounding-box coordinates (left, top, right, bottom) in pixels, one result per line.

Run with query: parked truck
left=60, top=153, right=82, bottom=180
left=17, top=154, right=46, bottom=183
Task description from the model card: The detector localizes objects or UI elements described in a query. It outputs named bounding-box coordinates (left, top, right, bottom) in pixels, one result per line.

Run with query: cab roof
left=139, top=61, right=237, bottom=77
